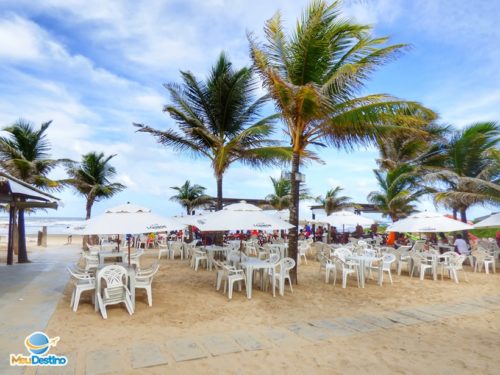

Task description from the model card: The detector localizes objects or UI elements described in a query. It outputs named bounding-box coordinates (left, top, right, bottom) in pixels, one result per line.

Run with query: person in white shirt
left=453, top=234, right=470, bottom=255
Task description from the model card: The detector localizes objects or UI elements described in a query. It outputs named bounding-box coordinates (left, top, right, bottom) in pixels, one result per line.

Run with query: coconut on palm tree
left=249, top=0, right=436, bottom=280
left=428, top=122, right=500, bottom=222
left=0, top=120, right=65, bottom=262
left=170, top=180, right=211, bottom=215
left=65, top=152, right=125, bottom=220
left=367, top=164, right=428, bottom=221
left=317, top=186, right=358, bottom=215
left=134, top=53, right=291, bottom=211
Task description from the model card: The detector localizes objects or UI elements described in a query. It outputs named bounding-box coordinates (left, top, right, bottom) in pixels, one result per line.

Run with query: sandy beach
left=8, top=237, right=498, bottom=374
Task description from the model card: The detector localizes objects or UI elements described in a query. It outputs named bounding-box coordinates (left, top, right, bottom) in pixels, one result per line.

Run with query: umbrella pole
left=117, top=234, right=120, bottom=251
left=128, top=236, right=131, bottom=267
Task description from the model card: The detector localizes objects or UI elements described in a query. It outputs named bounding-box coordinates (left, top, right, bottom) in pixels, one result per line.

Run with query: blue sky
left=0, top=0, right=498, bottom=220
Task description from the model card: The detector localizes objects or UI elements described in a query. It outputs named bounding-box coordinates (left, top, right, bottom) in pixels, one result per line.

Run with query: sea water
left=0, top=217, right=85, bottom=235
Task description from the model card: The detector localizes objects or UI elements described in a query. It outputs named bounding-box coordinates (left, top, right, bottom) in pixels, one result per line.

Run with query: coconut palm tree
left=0, top=119, right=65, bottom=263
left=65, top=152, right=125, bottom=220
left=170, top=180, right=211, bottom=215
left=316, top=186, right=357, bottom=215
left=428, top=122, right=500, bottom=222
left=249, top=0, right=436, bottom=279
left=265, top=176, right=310, bottom=210
left=368, top=164, right=429, bottom=221
left=134, top=53, right=291, bottom=211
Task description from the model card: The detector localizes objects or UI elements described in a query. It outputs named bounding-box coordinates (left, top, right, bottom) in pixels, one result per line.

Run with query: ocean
left=0, top=217, right=85, bottom=235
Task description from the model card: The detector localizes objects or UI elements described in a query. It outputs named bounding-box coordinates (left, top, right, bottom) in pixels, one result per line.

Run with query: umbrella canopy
left=386, top=212, right=474, bottom=233
left=186, top=210, right=294, bottom=231
left=474, top=213, right=500, bottom=229
left=223, top=201, right=262, bottom=211
left=321, top=210, right=374, bottom=228
left=72, top=203, right=183, bottom=235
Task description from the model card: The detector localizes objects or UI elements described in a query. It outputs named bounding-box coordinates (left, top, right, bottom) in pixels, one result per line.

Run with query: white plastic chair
left=222, top=265, right=246, bottom=300
left=298, top=243, right=308, bottom=265
left=272, top=257, right=295, bottom=296
left=67, top=267, right=95, bottom=312
left=135, top=263, right=160, bottom=306
left=96, top=265, right=134, bottom=319
left=158, top=243, right=169, bottom=260
left=319, top=254, right=336, bottom=284
left=410, top=253, right=434, bottom=280
left=473, top=250, right=496, bottom=274
left=169, top=242, right=184, bottom=260
left=83, top=252, right=99, bottom=271
left=396, top=246, right=412, bottom=275
left=441, top=254, right=467, bottom=283
left=332, top=255, right=359, bottom=288
left=124, top=249, right=144, bottom=268
left=193, top=249, right=208, bottom=271
left=370, top=253, right=396, bottom=284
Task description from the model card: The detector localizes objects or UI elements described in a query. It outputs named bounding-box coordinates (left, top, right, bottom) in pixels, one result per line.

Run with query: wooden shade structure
left=0, top=171, right=60, bottom=265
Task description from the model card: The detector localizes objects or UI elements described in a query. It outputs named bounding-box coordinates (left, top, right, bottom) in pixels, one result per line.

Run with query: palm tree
left=170, top=180, right=211, bottom=215
left=428, top=122, right=500, bottom=222
left=65, top=152, right=125, bottom=220
left=317, top=186, right=357, bottom=215
left=249, top=0, right=436, bottom=279
left=265, top=176, right=310, bottom=210
left=368, top=164, right=428, bottom=221
left=0, top=119, right=65, bottom=263
left=134, top=53, right=291, bottom=211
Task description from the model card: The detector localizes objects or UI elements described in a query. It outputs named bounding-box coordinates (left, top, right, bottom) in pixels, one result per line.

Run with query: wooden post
left=41, top=226, right=47, bottom=247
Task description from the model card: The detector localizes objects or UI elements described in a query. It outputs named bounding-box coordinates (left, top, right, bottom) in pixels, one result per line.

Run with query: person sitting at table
left=315, top=226, right=324, bottom=241
left=298, top=229, right=306, bottom=240
left=438, top=232, right=449, bottom=244
left=331, top=226, right=338, bottom=243
left=453, top=234, right=470, bottom=255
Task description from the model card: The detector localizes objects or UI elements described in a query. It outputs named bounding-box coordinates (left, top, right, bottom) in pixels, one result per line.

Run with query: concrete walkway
left=0, top=246, right=79, bottom=374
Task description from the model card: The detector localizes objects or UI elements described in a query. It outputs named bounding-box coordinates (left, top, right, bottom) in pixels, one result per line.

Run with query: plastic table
left=240, top=258, right=277, bottom=298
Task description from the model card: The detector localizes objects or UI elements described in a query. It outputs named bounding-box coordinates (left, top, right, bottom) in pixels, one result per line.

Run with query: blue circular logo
left=25, top=332, right=50, bottom=355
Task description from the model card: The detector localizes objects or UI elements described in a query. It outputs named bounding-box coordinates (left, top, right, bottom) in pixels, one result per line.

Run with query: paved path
left=0, top=246, right=79, bottom=374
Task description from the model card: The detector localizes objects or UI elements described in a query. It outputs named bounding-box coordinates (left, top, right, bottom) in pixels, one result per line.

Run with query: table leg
left=359, top=260, right=365, bottom=288
left=129, top=273, right=136, bottom=309
left=246, top=266, right=253, bottom=299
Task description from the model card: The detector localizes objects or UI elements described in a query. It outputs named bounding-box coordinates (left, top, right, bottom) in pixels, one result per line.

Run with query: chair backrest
left=171, top=242, right=183, bottom=252
left=281, top=257, right=296, bottom=272
left=412, top=241, right=426, bottom=252
left=382, top=253, right=396, bottom=265
left=333, top=247, right=352, bottom=260
left=268, top=253, right=280, bottom=264
left=99, top=265, right=128, bottom=288
left=137, top=263, right=160, bottom=280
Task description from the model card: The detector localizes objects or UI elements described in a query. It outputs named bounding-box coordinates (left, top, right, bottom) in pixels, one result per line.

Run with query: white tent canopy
left=320, top=210, right=375, bottom=228
left=386, top=212, right=474, bottom=233
left=474, top=213, right=500, bottom=229
left=72, top=203, right=183, bottom=235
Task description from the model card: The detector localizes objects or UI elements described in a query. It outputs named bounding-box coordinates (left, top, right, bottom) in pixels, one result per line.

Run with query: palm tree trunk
left=83, top=198, right=93, bottom=249
left=6, top=204, right=15, bottom=265
left=288, top=151, right=300, bottom=284
left=460, top=207, right=469, bottom=244
left=187, top=206, right=193, bottom=242
left=452, top=208, right=457, bottom=220
left=17, top=205, right=29, bottom=263
left=216, top=175, right=223, bottom=210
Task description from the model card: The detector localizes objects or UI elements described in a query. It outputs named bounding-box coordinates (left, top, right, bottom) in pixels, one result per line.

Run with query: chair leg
left=228, top=281, right=233, bottom=300
left=388, top=270, right=393, bottom=284
left=325, top=268, right=330, bottom=283
left=70, top=289, right=75, bottom=309
left=288, top=276, right=293, bottom=293
left=146, top=286, right=152, bottom=307
left=73, top=289, right=81, bottom=312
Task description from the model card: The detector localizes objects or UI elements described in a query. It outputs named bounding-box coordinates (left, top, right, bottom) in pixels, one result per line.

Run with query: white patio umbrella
left=72, top=203, right=183, bottom=265
left=473, top=213, right=500, bottom=228
left=180, top=201, right=293, bottom=231
left=72, top=203, right=182, bottom=235
left=386, top=211, right=474, bottom=233
left=321, top=210, right=374, bottom=231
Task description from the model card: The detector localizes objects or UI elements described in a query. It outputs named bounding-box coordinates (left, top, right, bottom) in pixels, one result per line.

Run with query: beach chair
left=158, top=243, right=169, bottom=260
left=135, top=263, right=160, bottom=306
left=169, top=241, right=184, bottom=260
left=67, top=266, right=95, bottom=312
left=473, top=250, right=495, bottom=274
left=96, top=265, right=134, bottom=319
left=441, top=255, right=467, bottom=283
left=83, top=252, right=99, bottom=271
left=193, top=249, right=208, bottom=271
left=332, top=255, right=359, bottom=288
left=124, top=249, right=144, bottom=268
left=409, top=253, right=434, bottom=280
left=370, top=253, right=396, bottom=285
left=318, top=253, right=336, bottom=284
left=298, top=243, right=308, bottom=265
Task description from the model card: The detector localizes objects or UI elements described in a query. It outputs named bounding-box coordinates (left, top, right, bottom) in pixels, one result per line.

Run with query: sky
left=0, top=0, right=498, bottom=220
